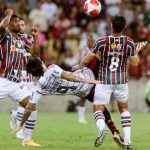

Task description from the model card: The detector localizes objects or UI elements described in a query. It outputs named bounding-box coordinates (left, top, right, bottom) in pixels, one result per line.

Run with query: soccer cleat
left=22, top=139, right=41, bottom=147
left=113, top=132, right=124, bottom=148
left=16, top=130, right=24, bottom=139
left=123, top=139, right=132, bottom=150
left=9, top=110, right=17, bottom=130
left=123, top=144, right=133, bottom=150
left=78, top=117, right=88, bottom=124
left=94, top=128, right=108, bottom=147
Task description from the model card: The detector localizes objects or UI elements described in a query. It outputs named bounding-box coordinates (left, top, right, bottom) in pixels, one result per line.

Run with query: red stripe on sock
left=121, top=116, right=130, bottom=119
left=122, top=125, right=131, bottom=127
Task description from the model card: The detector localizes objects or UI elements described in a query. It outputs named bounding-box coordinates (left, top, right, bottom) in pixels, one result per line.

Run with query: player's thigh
left=8, top=82, right=31, bottom=103
left=113, top=84, right=129, bottom=103
left=93, top=84, right=113, bottom=105
left=0, top=78, right=12, bottom=99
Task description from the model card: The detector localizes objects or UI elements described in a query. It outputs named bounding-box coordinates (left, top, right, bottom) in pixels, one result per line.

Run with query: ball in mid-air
left=84, top=0, right=101, bottom=17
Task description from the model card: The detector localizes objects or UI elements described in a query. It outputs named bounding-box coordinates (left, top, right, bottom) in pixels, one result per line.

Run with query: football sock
left=24, top=110, right=37, bottom=141
left=121, top=111, right=131, bottom=143
left=94, top=110, right=105, bottom=131
left=77, top=106, right=86, bottom=119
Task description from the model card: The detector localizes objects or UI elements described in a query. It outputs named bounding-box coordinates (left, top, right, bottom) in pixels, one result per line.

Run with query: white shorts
left=93, top=84, right=129, bottom=105
left=0, top=77, right=31, bottom=103
left=22, top=81, right=36, bottom=94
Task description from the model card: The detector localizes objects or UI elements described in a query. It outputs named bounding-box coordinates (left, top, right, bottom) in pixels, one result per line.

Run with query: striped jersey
left=20, top=33, right=34, bottom=82
left=92, top=35, right=136, bottom=84
left=31, top=64, right=95, bottom=104
left=0, top=32, right=33, bottom=83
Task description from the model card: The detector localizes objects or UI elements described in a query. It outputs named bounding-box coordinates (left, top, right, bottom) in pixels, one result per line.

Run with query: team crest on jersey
left=111, top=43, right=117, bottom=49
left=11, top=40, right=24, bottom=53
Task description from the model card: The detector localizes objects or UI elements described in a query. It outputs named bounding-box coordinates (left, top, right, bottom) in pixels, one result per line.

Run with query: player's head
left=26, top=57, right=44, bottom=77
left=19, top=17, right=25, bottom=34
left=111, top=15, right=126, bottom=33
left=8, top=14, right=20, bottom=33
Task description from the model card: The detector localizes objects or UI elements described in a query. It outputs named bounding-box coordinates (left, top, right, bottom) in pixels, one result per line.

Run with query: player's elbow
left=130, top=60, right=139, bottom=67
left=129, top=56, right=139, bottom=67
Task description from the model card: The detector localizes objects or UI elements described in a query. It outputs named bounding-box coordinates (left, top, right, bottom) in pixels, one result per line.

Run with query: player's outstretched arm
left=0, top=9, right=13, bottom=34
left=72, top=51, right=95, bottom=71
left=61, top=70, right=99, bottom=84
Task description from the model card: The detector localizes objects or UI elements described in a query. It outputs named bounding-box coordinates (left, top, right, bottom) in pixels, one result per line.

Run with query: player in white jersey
left=14, top=57, right=127, bottom=148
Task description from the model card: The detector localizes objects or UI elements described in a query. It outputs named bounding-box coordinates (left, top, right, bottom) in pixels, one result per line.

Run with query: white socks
left=121, top=111, right=131, bottom=144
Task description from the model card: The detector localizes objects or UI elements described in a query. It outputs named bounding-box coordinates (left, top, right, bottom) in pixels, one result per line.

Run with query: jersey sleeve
left=0, top=34, right=6, bottom=43
left=128, top=40, right=136, bottom=57
left=92, top=38, right=105, bottom=54
left=22, top=35, right=33, bottom=49
left=47, top=64, right=63, bottom=78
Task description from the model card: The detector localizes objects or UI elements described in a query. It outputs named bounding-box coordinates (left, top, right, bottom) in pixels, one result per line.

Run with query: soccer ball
left=84, top=0, right=101, bottom=17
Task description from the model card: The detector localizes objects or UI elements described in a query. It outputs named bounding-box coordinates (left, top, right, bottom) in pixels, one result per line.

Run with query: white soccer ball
left=84, top=0, right=101, bottom=17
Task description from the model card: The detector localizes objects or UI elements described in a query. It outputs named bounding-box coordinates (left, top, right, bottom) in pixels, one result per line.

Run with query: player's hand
left=86, top=79, right=100, bottom=84
left=5, top=9, right=13, bottom=16
left=72, top=65, right=81, bottom=71
left=136, top=41, right=147, bottom=54
left=31, top=27, right=39, bottom=37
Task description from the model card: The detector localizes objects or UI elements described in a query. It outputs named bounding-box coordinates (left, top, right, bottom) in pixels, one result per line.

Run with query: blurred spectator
left=41, top=0, right=58, bottom=25
left=29, top=2, right=49, bottom=32
left=105, top=0, right=121, bottom=16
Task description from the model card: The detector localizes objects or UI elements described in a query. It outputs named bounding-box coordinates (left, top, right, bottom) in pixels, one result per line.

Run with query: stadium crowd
left=0, top=0, right=150, bottom=80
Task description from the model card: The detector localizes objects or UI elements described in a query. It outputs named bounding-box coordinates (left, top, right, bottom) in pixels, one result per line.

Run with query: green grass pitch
left=0, top=112, right=150, bottom=150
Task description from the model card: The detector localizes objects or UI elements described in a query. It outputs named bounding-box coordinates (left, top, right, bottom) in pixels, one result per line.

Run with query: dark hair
left=112, top=15, right=126, bottom=33
left=10, top=14, right=19, bottom=21
left=26, top=57, right=44, bottom=77
left=19, top=17, right=24, bottom=21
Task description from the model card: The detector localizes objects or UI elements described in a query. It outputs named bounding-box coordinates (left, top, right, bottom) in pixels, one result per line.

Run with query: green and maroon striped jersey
left=20, top=33, right=34, bottom=82
left=92, top=35, right=135, bottom=84
left=0, top=32, right=33, bottom=83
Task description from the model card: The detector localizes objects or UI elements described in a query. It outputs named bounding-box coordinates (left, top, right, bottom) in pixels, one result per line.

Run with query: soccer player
left=15, top=57, right=125, bottom=148
left=0, top=9, right=40, bottom=146
left=72, top=15, right=146, bottom=149
left=9, top=18, right=41, bottom=146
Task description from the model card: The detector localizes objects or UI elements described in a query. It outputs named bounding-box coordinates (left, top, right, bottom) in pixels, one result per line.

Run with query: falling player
left=15, top=57, right=126, bottom=148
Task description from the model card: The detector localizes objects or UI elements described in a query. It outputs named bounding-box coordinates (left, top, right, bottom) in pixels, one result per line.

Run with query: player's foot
left=113, top=132, right=124, bottom=148
left=123, top=139, right=132, bottom=150
left=16, top=130, right=24, bottom=139
left=94, top=128, right=108, bottom=147
left=10, top=110, right=17, bottom=130
left=78, top=117, right=87, bottom=124
left=22, top=139, right=41, bottom=147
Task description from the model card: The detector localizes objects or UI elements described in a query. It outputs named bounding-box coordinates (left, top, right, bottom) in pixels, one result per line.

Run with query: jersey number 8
left=109, top=57, right=119, bottom=72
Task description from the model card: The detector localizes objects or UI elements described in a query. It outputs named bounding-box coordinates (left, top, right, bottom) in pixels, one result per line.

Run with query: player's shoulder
left=96, top=36, right=107, bottom=42
left=125, top=36, right=134, bottom=43
left=46, top=64, right=63, bottom=75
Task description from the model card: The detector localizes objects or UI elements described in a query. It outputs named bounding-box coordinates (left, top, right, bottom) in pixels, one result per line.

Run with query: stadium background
left=0, top=0, right=150, bottom=112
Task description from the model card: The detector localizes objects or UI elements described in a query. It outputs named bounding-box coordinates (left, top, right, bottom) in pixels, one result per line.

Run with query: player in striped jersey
left=9, top=18, right=41, bottom=146
left=0, top=9, right=40, bottom=146
left=72, top=15, right=146, bottom=149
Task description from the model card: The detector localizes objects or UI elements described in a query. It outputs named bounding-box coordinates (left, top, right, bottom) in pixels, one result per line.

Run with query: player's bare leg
left=18, top=97, right=41, bottom=147
left=103, top=107, right=124, bottom=147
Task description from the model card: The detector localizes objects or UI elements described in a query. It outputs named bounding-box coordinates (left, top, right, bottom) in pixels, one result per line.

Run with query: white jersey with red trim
left=31, top=64, right=95, bottom=104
